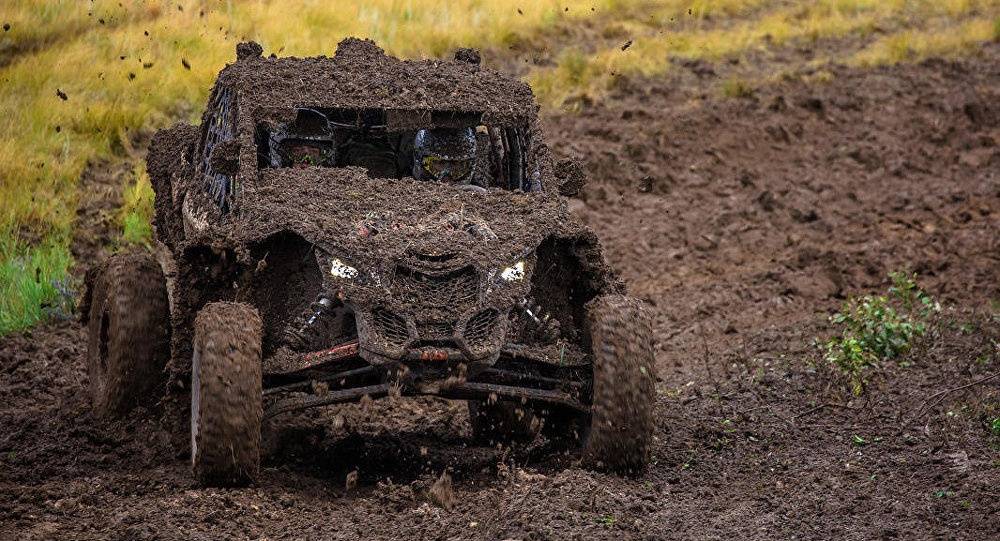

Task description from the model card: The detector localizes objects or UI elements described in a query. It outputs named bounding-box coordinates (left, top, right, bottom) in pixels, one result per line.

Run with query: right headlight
left=329, top=257, right=358, bottom=280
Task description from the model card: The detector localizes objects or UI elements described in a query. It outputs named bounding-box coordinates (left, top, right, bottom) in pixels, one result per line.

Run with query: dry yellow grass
left=529, top=0, right=1000, bottom=107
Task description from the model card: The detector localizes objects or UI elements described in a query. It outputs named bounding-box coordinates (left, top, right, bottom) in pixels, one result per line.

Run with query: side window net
left=200, top=86, right=237, bottom=213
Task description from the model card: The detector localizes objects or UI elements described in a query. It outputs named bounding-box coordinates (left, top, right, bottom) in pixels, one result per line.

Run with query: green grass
left=721, top=77, right=756, bottom=98
left=0, top=234, right=73, bottom=335
left=120, top=162, right=155, bottom=246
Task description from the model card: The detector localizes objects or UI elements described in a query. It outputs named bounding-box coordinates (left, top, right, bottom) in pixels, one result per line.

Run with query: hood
left=229, top=167, right=582, bottom=362
left=234, top=167, right=574, bottom=266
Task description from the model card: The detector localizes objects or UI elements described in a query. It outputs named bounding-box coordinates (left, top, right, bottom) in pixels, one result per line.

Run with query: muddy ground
left=2, top=38, right=999, bottom=540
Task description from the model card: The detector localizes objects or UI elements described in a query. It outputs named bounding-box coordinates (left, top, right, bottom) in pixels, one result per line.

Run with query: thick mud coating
left=82, top=251, right=170, bottom=417
left=191, top=302, right=263, bottom=487
left=2, top=45, right=1000, bottom=540
left=583, top=295, right=656, bottom=473
left=146, top=122, right=197, bottom=248
left=218, top=38, right=537, bottom=125
left=148, top=39, right=620, bottom=372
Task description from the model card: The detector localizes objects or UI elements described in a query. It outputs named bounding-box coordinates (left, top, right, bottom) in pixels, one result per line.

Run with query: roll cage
left=197, top=90, right=539, bottom=215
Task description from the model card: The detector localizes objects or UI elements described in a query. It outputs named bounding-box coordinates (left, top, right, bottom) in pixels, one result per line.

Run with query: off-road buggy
left=82, top=39, right=656, bottom=486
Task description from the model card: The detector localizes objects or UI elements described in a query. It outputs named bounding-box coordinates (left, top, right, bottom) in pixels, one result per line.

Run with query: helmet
left=270, top=108, right=336, bottom=167
left=412, top=127, right=477, bottom=183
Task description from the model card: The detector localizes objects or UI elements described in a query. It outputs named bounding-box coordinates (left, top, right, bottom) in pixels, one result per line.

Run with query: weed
left=721, top=77, right=756, bottom=98
left=822, top=272, right=937, bottom=395
left=990, top=417, right=1000, bottom=435
left=120, top=161, right=155, bottom=245
left=596, top=514, right=616, bottom=527
left=851, top=434, right=867, bottom=446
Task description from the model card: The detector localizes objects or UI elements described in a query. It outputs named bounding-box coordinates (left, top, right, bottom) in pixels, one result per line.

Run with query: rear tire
left=581, top=294, right=656, bottom=474
left=85, top=251, right=170, bottom=418
left=191, top=302, right=262, bottom=487
left=468, top=400, right=538, bottom=445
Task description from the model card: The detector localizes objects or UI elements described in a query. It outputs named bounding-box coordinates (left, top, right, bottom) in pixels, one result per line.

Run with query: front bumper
left=354, top=305, right=509, bottom=365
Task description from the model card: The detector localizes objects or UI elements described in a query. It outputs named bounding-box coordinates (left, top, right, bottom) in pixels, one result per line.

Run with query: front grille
left=371, top=307, right=409, bottom=348
left=465, top=309, right=499, bottom=348
left=420, top=320, right=455, bottom=340
left=393, top=265, right=479, bottom=307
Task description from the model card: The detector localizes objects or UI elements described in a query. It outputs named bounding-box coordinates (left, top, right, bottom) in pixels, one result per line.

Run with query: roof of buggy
left=218, top=38, right=538, bottom=126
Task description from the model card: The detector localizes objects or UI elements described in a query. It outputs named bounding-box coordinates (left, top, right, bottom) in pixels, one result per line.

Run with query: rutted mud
left=1, top=43, right=999, bottom=540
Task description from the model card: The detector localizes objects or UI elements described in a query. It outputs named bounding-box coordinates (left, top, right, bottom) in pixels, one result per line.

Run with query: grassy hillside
left=1, top=0, right=997, bottom=335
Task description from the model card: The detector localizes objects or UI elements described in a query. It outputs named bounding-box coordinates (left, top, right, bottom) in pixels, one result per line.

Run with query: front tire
left=191, top=302, right=262, bottom=487
left=581, top=294, right=656, bottom=474
left=85, top=251, right=170, bottom=418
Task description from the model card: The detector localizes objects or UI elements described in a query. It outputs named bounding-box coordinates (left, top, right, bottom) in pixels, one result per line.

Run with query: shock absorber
left=519, top=297, right=560, bottom=342
left=282, top=294, right=337, bottom=350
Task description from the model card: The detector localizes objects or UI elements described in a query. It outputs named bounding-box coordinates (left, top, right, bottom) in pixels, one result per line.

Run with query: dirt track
left=2, top=42, right=999, bottom=540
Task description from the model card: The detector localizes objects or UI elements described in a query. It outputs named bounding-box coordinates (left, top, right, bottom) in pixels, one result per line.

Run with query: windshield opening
left=255, top=107, right=537, bottom=191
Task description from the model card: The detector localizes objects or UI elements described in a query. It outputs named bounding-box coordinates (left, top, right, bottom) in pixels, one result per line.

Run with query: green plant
left=120, top=162, right=155, bottom=245
left=822, top=272, right=937, bottom=395
left=596, top=514, right=616, bottom=527
left=0, top=233, right=73, bottom=335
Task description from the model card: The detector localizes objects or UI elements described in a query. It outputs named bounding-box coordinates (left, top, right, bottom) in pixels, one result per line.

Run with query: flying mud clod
left=84, top=37, right=658, bottom=485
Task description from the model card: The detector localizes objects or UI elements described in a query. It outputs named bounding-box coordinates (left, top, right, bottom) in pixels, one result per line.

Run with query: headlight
left=500, top=260, right=526, bottom=282
left=329, top=257, right=358, bottom=279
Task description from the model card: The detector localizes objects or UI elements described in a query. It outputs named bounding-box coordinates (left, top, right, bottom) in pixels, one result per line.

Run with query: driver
left=412, top=127, right=477, bottom=185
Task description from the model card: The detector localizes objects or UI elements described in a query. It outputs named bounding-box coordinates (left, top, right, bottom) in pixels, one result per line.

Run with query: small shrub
left=822, top=272, right=937, bottom=395
left=721, top=77, right=755, bottom=99
left=119, top=162, right=155, bottom=245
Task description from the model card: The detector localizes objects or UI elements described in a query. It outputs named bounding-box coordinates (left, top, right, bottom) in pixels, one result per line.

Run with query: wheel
left=191, top=302, right=262, bottom=487
left=85, top=250, right=170, bottom=418
left=581, top=294, right=656, bottom=474
left=468, top=400, right=539, bottom=445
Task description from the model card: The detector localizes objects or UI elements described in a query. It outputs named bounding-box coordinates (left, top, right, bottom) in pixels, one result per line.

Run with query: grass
left=1, top=0, right=998, bottom=335
left=821, top=272, right=938, bottom=395
left=721, top=77, right=756, bottom=98
left=528, top=0, right=1000, bottom=107
left=0, top=234, right=73, bottom=335
left=120, top=162, right=154, bottom=246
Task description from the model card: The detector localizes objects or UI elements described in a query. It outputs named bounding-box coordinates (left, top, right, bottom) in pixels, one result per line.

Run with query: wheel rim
left=93, top=307, right=111, bottom=401
left=190, top=344, right=202, bottom=466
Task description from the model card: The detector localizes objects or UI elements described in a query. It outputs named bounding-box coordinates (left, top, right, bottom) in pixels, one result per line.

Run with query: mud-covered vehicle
left=82, top=39, right=656, bottom=485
